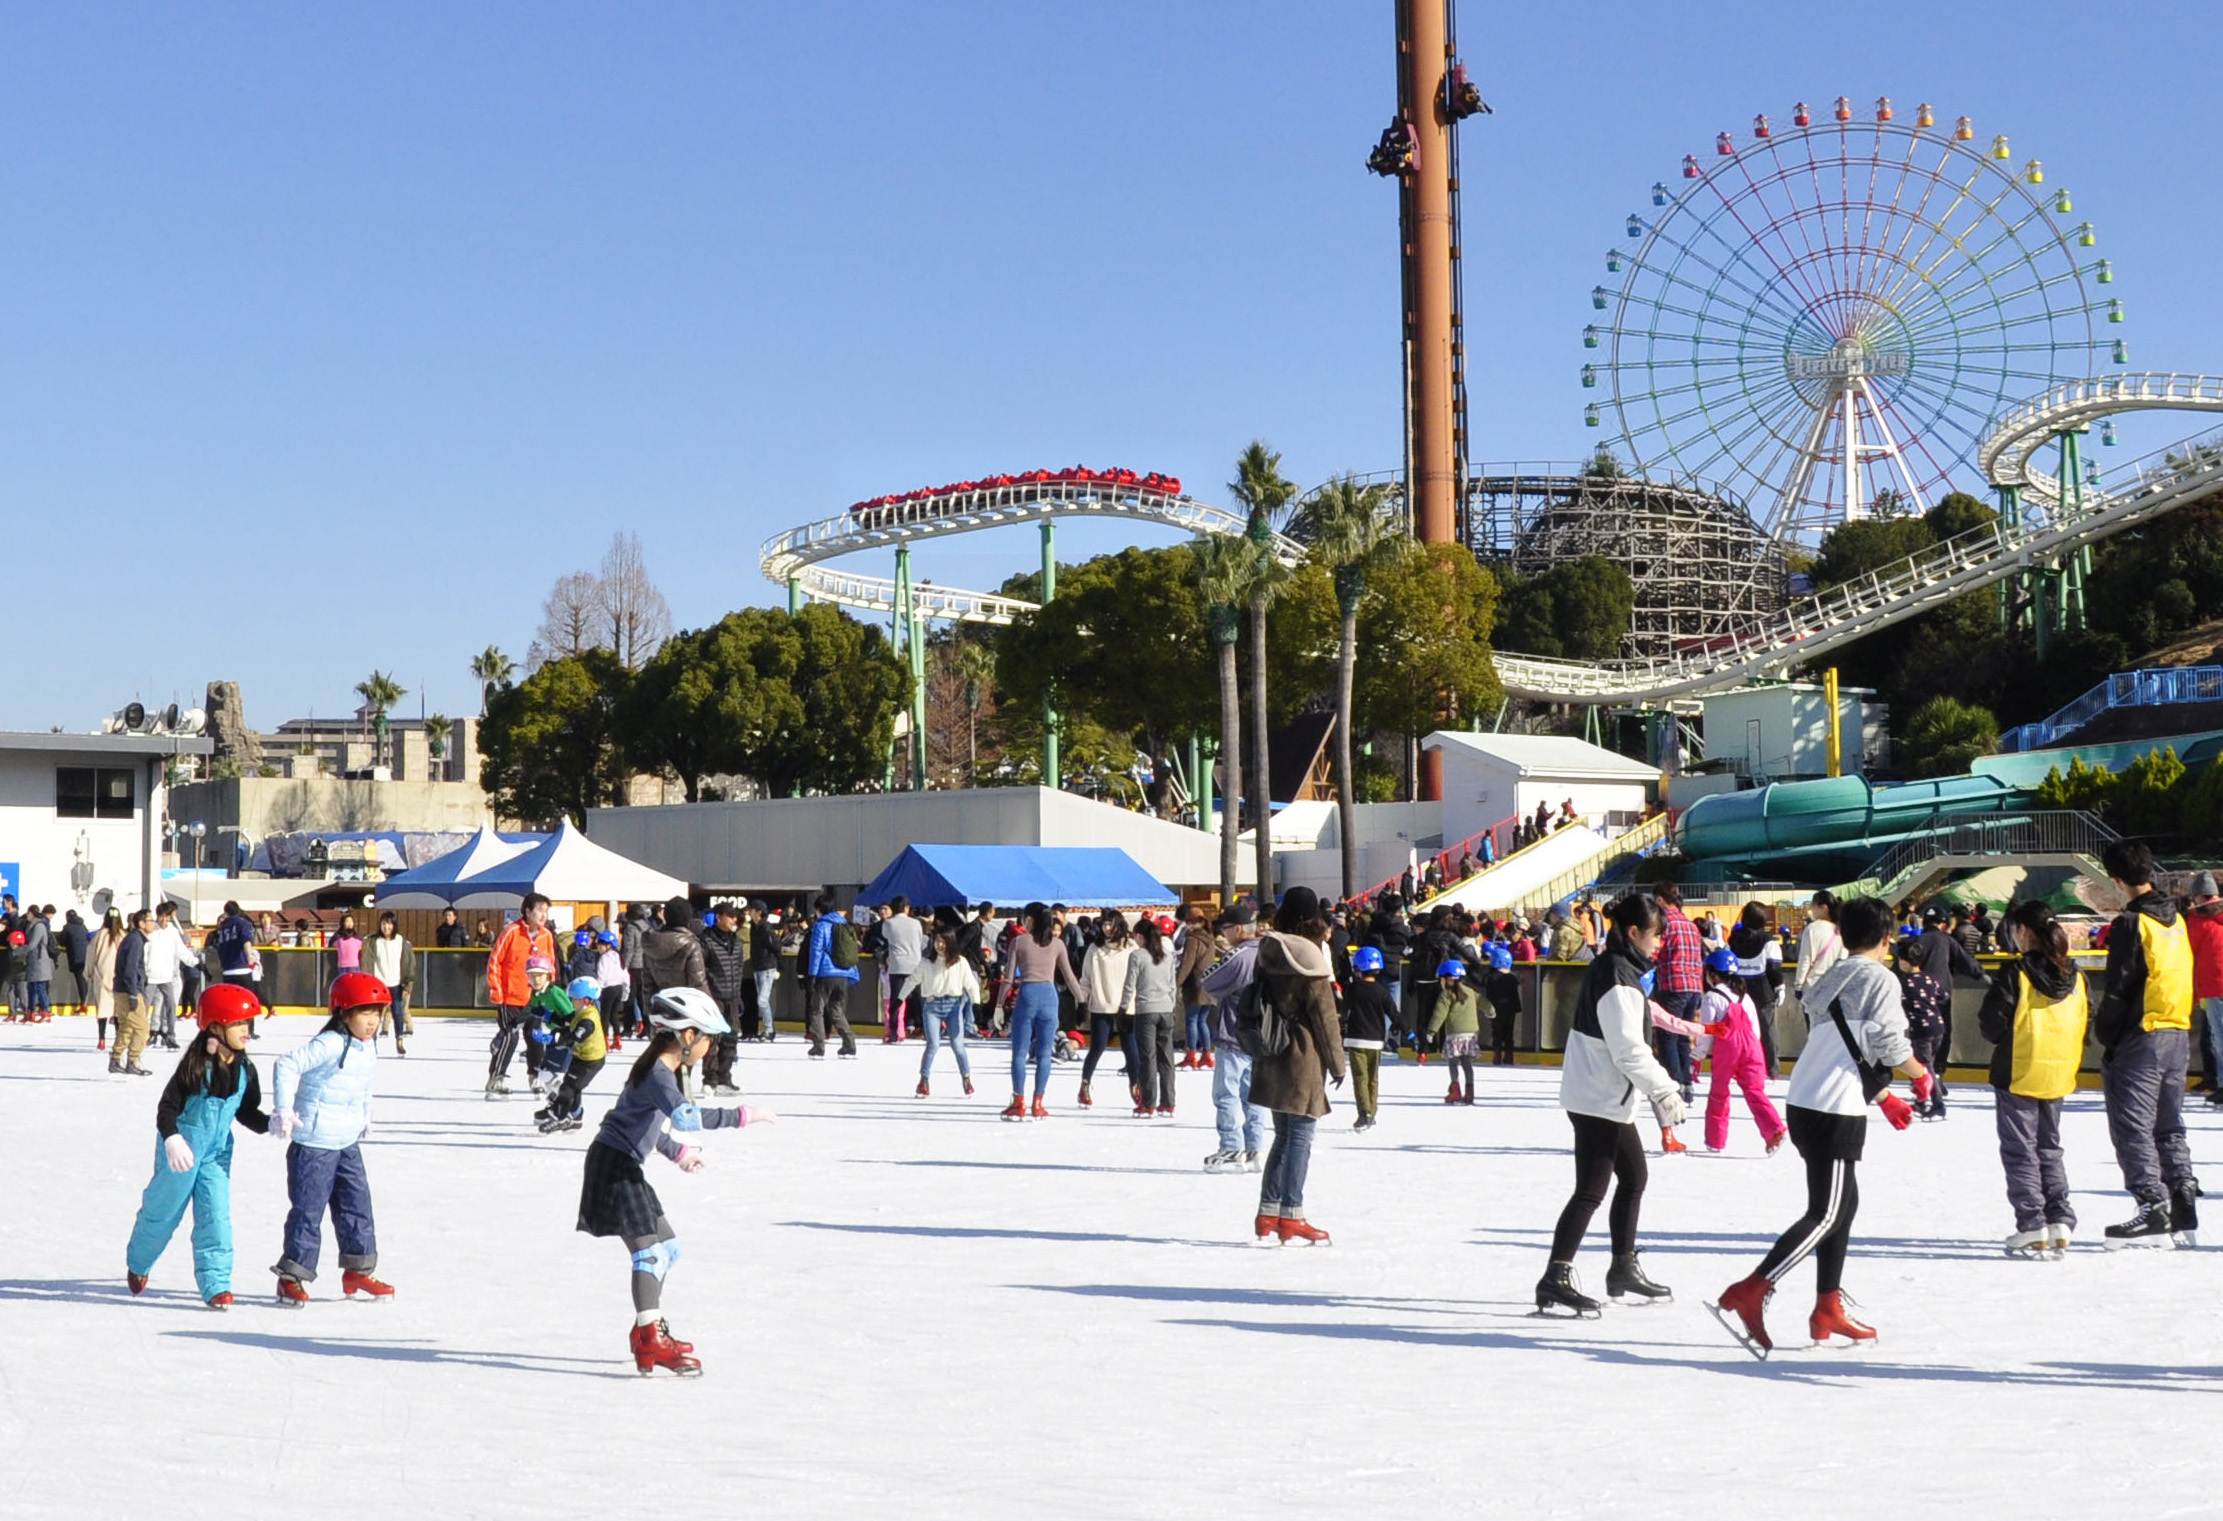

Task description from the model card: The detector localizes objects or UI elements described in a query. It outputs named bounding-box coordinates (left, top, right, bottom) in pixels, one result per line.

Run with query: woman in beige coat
left=86, top=909, right=125, bottom=1052
left=1250, top=887, right=1346, bottom=1247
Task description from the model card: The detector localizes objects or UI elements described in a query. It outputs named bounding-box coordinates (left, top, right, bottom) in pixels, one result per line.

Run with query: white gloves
left=270, top=1109, right=298, bottom=1141
left=1653, top=1090, right=1689, bottom=1129
left=164, top=1134, right=195, bottom=1173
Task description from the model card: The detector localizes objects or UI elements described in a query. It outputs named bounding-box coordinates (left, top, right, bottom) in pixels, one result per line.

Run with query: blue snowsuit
left=126, top=1052, right=269, bottom=1298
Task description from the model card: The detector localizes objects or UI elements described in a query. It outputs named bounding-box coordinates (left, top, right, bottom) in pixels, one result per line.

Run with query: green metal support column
left=1583, top=704, right=1602, bottom=747
left=895, top=545, right=927, bottom=789
left=1189, top=734, right=1206, bottom=832
left=786, top=575, right=801, bottom=616
left=1041, top=522, right=1060, bottom=789
left=2056, top=429, right=2088, bottom=633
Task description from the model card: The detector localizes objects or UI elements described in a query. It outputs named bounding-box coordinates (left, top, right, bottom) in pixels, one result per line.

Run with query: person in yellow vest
left=2093, top=840, right=2202, bottom=1247
left=1977, top=901, right=2089, bottom=1256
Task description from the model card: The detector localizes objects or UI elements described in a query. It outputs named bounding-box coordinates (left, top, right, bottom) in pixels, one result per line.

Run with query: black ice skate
left=2171, top=1183, right=2200, bottom=1249
left=1605, top=1253, right=1672, bottom=1304
left=2103, top=1199, right=2174, bottom=1248
left=1534, top=1261, right=1601, bottom=1318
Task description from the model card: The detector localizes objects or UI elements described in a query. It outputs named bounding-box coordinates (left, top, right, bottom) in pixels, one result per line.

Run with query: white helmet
left=649, top=986, right=731, bottom=1037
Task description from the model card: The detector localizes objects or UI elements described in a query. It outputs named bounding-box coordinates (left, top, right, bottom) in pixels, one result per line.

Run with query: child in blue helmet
left=536, top=977, right=611, bottom=1134
left=1698, top=947, right=1786, bottom=1154
left=1342, top=945, right=1397, bottom=1130
left=1425, top=957, right=1486, bottom=1104
left=568, top=928, right=600, bottom=984
left=1483, top=941, right=1524, bottom=1066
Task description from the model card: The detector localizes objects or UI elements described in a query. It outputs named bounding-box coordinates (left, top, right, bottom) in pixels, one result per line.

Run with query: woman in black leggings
left=1537, top=892, right=1690, bottom=1315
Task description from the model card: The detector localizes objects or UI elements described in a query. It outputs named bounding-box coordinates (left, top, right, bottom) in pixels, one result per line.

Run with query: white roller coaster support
left=760, top=482, right=1305, bottom=626
left=1495, top=374, right=2223, bottom=703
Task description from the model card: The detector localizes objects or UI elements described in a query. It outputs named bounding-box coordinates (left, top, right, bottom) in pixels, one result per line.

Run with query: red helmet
left=196, top=982, right=263, bottom=1030
left=329, top=971, right=391, bottom=1013
left=5, top=930, right=21, bottom=947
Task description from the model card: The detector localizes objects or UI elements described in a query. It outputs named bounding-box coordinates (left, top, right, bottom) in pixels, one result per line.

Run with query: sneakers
left=342, top=1270, right=395, bottom=1300
left=1808, top=1289, right=1877, bottom=1347
left=1534, top=1261, right=1600, bottom=1318
left=206, top=1292, right=234, bottom=1311
left=2104, top=1199, right=2175, bottom=1248
left=1000, top=1095, right=1027, bottom=1122
left=629, top=1319, right=702, bottom=1377
left=1276, top=1217, right=1331, bottom=1247
left=1029, top=1096, right=1048, bottom=1119
left=127, top=1272, right=148, bottom=1296
left=276, top=1277, right=310, bottom=1308
left=1605, top=1253, right=1671, bottom=1303
left=1708, top=1274, right=1773, bottom=1358
left=1203, top=1149, right=1243, bottom=1172
left=2171, top=1182, right=2200, bottom=1248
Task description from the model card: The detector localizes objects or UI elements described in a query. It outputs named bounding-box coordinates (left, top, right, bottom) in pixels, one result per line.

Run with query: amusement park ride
left=761, top=6, right=2223, bottom=805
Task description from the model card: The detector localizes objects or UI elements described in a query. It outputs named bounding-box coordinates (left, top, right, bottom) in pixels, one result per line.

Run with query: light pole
left=189, top=821, right=206, bottom=926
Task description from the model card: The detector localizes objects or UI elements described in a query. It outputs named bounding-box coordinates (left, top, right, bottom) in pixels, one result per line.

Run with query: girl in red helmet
left=270, top=971, right=393, bottom=1305
left=124, top=982, right=273, bottom=1309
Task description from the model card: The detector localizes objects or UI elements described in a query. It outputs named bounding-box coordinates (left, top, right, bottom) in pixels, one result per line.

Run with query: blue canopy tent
left=858, top=845, right=1175, bottom=911
left=371, top=824, right=544, bottom=909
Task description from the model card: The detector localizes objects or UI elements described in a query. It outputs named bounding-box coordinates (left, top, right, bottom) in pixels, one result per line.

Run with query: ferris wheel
left=1584, top=96, right=2123, bottom=544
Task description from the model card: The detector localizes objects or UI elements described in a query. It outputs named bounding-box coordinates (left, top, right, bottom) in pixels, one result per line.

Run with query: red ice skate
left=127, top=1272, right=148, bottom=1295
left=915, top=1078, right=930, bottom=1098
left=206, top=1292, right=234, bottom=1311
left=1708, top=1273, right=1773, bottom=1359
left=342, top=1270, right=395, bottom=1301
left=1277, top=1217, right=1332, bottom=1247
left=1808, top=1290, right=1877, bottom=1347
left=1001, top=1094, right=1027, bottom=1121
left=630, top=1320, right=701, bottom=1376
left=1254, top=1213, right=1281, bottom=1243
left=1444, top=1081, right=1464, bottom=1104
left=276, top=1278, right=310, bottom=1307
left=1660, top=1128, right=1688, bottom=1155
left=1029, top=1096, right=1049, bottom=1119
left=1200, top=1051, right=1214, bottom=1069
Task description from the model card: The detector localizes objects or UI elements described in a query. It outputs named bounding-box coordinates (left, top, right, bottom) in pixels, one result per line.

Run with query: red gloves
left=1909, top=1064, right=1935, bottom=1104
left=1702, top=1022, right=1727, bottom=1038
left=1878, top=1093, right=1914, bottom=1130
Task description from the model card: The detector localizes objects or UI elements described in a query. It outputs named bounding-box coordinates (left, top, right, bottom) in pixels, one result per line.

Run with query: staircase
left=1832, top=811, right=2119, bottom=904
left=1998, top=666, right=2223, bottom=753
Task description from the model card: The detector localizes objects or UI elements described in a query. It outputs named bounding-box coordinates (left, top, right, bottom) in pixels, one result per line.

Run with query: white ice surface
left=2, top=1016, right=2219, bottom=1520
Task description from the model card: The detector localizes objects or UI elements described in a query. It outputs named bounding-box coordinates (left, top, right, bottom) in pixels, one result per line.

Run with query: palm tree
left=424, top=713, right=453, bottom=778
left=1229, top=441, right=1297, bottom=903
left=470, top=645, right=515, bottom=714
left=355, top=671, right=406, bottom=770
left=1193, top=533, right=1257, bottom=906
left=1294, top=475, right=1408, bottom=897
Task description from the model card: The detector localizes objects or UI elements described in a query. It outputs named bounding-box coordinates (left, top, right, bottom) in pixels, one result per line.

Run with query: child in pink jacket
left=1696, top=948, right=1786, bottom=1154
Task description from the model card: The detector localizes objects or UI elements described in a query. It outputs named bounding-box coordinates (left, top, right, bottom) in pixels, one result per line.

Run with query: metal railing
left=1836, top=810, right=2119, bottom=901
left=1999, top=666, right=2223, bottom=752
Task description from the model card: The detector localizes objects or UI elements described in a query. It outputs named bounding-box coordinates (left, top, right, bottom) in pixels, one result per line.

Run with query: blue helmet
left=702, top=912, right=717, bottom=929
left=1705, top=947, right=1743, bottom=977
left=574, top=930, right=592, bottom=946
left=596, top=931, right=619, bottom=948
left=1488, top=943, right=1514, bottom=973
left=1353, top=945, right=1385, bottom=973
left=1435, top=958, right=1467, bottom=980
left=1639, top=969, right=1657, bottom=996
left=566, top=976, right=600, bottom=1002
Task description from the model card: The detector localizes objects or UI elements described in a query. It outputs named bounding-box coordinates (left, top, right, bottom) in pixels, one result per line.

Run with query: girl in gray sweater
left=1124, top=916, right=1183, bottom=1115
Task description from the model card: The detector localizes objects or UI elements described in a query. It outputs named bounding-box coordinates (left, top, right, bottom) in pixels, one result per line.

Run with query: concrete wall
left=1701, top=685, right=1867, bottom=780
left=0, top=747, right=167, bottom=915
left=1434, top=746, right=1648, bottom=839
left=169, top=776, right=493, bottom=848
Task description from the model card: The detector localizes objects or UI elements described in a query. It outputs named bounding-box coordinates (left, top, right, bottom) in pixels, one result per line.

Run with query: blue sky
left=3, top=2, right=2216, bottom=730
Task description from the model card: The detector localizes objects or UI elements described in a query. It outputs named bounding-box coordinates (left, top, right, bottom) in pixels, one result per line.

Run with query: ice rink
left=3, top=1013, right=2219, bottom=1519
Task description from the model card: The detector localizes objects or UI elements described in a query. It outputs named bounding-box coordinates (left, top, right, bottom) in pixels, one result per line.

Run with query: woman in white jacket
left=1076, top=912, right=1136, bottom=1108
left=1539, top=892, right=1689, bottom=1316
left=1711, top=896, right=1933, bottom=1357
left=898, top=928, right=981, bottom=1098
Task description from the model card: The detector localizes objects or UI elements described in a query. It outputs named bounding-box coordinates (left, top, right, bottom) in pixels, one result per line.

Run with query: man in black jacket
left=699, top=902, right=749, bottom=1095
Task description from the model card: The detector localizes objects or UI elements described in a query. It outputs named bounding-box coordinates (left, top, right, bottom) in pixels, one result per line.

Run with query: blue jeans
left=1212, top=1045, right=1268, bottom=1153
left=1010, top=983, right=1058, bottom=1096
left=754, top=969, right=779, bottom=1035
left=922, top=994, right=971, bottom=1080
left=1653, top=989, right=1699, bottom=1088
left=27, top=980, right=50, bottom=1012
left=1185, top=1005, right=1212, bottom=1053
left=279, top=1142, right=377, bottom=1280
left=1260, top=1111, right=1316, bottom=1216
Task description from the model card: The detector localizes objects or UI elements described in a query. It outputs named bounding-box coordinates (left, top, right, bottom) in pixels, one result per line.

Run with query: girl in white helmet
left=576, top=986, right=775, bottom=1375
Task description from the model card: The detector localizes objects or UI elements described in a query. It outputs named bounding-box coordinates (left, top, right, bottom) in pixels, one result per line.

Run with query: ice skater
left=124, top=984, right=272, bottom=1308
left=271, top=971, right=394, bottom=1306
left=576, top=987, right=774, bottom=1375
left=1537, top=892, right=1687, bottom=1316
left=1697, top=947, right=1785, bottom=1155
left=534, top=976, right=610, bottom=1133
left=899, top=927, right=980, bottom=1097
left=1340, top=946, right=1396, bottom=1130
left=1710, top=896, right=1932, bottom=1357
left=1424, top=958, right=1484, bottom=1104
left=1976, top=901, right=2089, bottom=1256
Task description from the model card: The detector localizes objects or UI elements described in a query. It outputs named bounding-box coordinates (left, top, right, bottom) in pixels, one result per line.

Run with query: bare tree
left=528, top=571, right=606, bottom=670
left=597, top=531, right=673, bottom=670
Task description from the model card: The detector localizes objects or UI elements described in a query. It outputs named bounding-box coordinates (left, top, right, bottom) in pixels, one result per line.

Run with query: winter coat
left=1177, top=930, right=1221, bottom=1006
left=1727, top=923, right=1784, bottom=1011
left=1785, top=955, right=1914, bottom=1117
left=272, top=1025, right=377, bottom=1150
left=1247, top=932, right=1346, bottom=1119
left=365, top=933, right=413, bottom=993
left=1080, top=941, right=1135, bottom=1014
left=23, top=918, right=54, bottom=982
left=897, top=956, right=982, bottom=1006
left=1977, top=952, right=2087, bottom=1097
left=115, top=927, right=149, bottom=997
left=486, top=919, right=556, bottom=1008
left=700, top=925, right=749, bottom=1010
left=1794, top=917, right=1845, bottom=994
left=1425, top=981, right=1484, bottom=1040
left=1559, top=939, right=1681, bottom=1125
left=1342, top=979, right=1397, bottom=1048
left=2095, top=889, right=2193, bottom=1054
left=880, top=914, right=926, bottom=978
left=806, top=912, right=859, bottom=984
left=644, top=925, right=711, bottom=997
left=746, top=923, right=781, bottom=974
left=87, top=931, right=123, bottom=1018
left=2187, top=901, right=2223, bottom=1001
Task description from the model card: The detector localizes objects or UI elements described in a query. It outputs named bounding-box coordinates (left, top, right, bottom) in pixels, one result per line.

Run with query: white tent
left=372, top=824, right=537, bottom=909
left=448, top=820, right=689, bottom=909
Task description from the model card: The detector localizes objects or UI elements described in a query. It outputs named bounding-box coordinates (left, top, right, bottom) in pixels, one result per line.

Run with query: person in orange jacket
left=485, top=894, right=557, bottom=1098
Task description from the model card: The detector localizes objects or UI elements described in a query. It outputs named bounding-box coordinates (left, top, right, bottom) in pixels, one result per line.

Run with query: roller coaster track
left=1494, top=374, right=2223, bottom=703
left=760, top=480, right=1304, bottom=624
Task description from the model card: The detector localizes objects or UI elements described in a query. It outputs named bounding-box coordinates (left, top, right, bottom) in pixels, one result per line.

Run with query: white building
left=1422, top=731, right=1659, bottom=842
left=586, top=786, right=1249, bottom=901
left=0, top=732, right=213, bottom=917
left=1699, top=682, right=1876, bottom=781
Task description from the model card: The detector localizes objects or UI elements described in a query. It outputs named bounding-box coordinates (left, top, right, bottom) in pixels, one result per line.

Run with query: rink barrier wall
left=18, top=948, right=2149, bottom=1082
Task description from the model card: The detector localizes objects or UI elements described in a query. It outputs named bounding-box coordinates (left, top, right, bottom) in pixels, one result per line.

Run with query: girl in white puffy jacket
left=270, top=971, right=391, bottom=1306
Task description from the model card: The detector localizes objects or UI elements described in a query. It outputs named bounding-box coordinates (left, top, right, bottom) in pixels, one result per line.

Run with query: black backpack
left=1234, top=972, right=1291, bottom=1060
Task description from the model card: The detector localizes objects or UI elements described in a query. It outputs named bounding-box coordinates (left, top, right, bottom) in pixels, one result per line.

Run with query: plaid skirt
left=577, top=1140, right=665, bottom=1239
